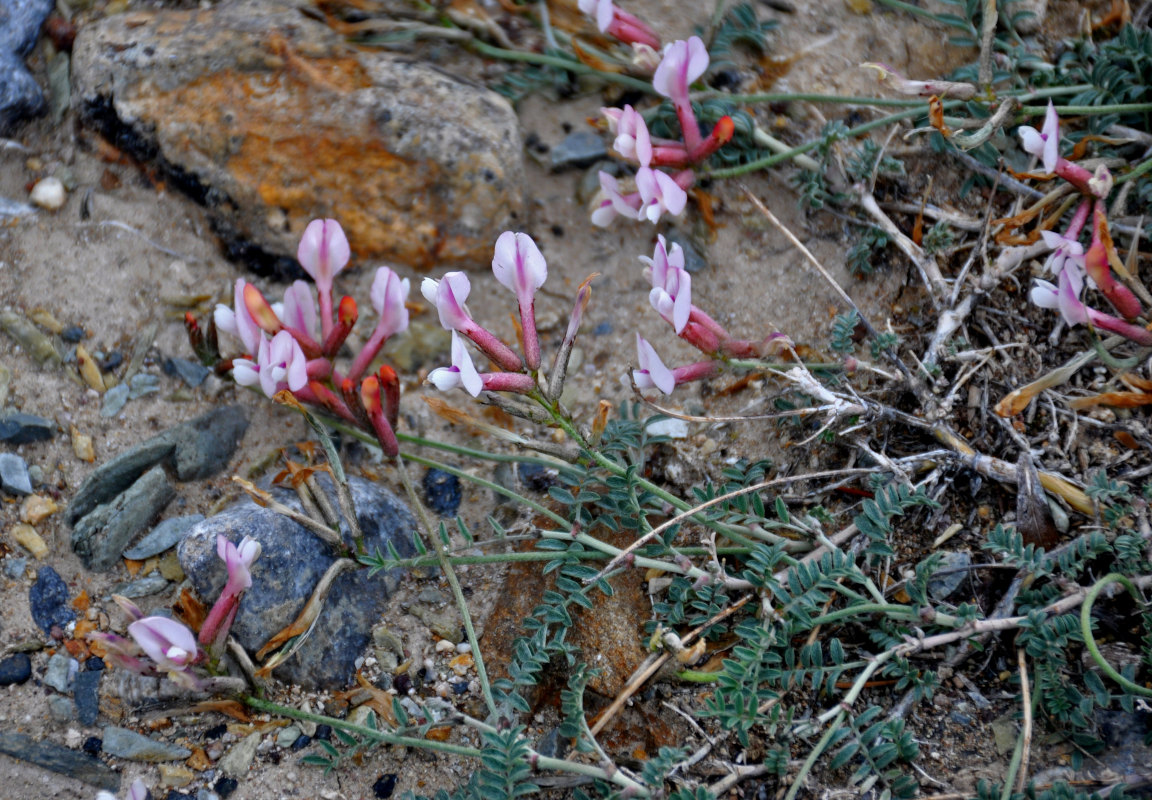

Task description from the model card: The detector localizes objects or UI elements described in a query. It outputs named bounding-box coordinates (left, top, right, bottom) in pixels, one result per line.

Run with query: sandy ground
left=0, top=0, right=1015, bottom=796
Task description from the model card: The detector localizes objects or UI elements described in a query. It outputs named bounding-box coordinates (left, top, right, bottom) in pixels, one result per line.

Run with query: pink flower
left=199, top=535, right=261, bottom=652
left=577, top=0, right=660, bottom=48
left=428, top=331, right=483, bottom=397
left=298, top=219, right=351, bottom=339
left=1018, top=101, right=1060, bottom=174
left=606, top=105, right=652, bottom=165
left=281, top=280, right=318, bottom=339
left=492, top=231, right=548, bottom=369
left=421, top=272, right=475, bottom=332
left=579, top=0, right=614, bottom=32
left=236, top=330, right=308, bottom=398
left=652, top=37, right=709, bottom=105
left=642, top=235, right=691, bottom=333
left=370, top=267, right=411, bottom=339
left=591, top=172, right=643, bottom=227
left=1031, top=267, right=1152, bottom=345
left=297, top=218, right=351, bottom=294
left=1039, top=230, right=1085, bottom=276
left=214, top=279, right=264, bottom=355
left=634, top=334, right=675, bottom=395
left=636, top=167, right=688, bottom=223
left=128, top=616, right=198, bottom=674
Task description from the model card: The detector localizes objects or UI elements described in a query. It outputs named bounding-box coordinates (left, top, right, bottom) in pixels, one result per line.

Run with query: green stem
left=362, top=545, right=752, bottom=571
left=245, top=696, right=651, bottom=796
left=1020, top=102, right=1152, bottom=116
left=1080, top=573, right=1152, bottom=698
left=467, top=40, right=654, bottom=93
left=810, top=603, right=963, bottom=629
left=1116, top=154, right=1152, bottom=185
left=395, top=457, right=499, bottom=717
left=786, top=710, right=847, bottom=800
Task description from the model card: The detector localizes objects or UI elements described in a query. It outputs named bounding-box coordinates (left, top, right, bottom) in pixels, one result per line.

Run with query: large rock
left=71, top=0, right=524, bottom=274
left=0, top=0, right=54, bottom=134
left=178, top=474, right=417, bottom=688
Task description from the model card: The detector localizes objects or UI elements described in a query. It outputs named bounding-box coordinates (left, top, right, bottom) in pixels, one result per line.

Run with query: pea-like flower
left=127, top=616, right=199, bottom=675
left=281, top=280, right=318, bottom=340
left=1031, top=266, right=1152, bottom=345
left=422, top=273, right=523, bottom=371
left=428, top=331, right=484, bottom=397
left=642, top=235, right=691, bottom=333
left=605, top=105, right=652, bottom=164
left=492, top=231, right=548, bottom=369
left=634, top=334, right=675, bottom=395
left=577, top=0, right=660, bottom=49
left=199, top=534, right=262, bottom=652
left=348, top=267, right=410, bottom=382
left=297, top=218, right=351, bottom=339
left=652, top=36, right=709, bottom=106
left=234, top=330, right=308, bottom=398
left=1018, top=100, right=1060, bottom=174
left=1039, top=230, right=1085, bottom=276
left=214, top=279, right=264, bottom=356
left=591, top=172, right=644, bottom=226
left=636, top=167, right=688, bottom=223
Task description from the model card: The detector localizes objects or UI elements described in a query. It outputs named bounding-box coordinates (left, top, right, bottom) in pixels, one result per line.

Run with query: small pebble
left=0, top=653, right=33, bottom=685
left=48, top=695, right=77, bottom=722
left=456, top=642, right=471, bottom=654
left=82, top=736, right=102, bottom=756
left=290, top=734, right=312, bottom=751
left=422, top=468, right=461, bottom=516
left=29, top=177, right=66, bottom=210
left=4, top=557, right=28, bottom=579
left=0, top=411, right=56, bottom=443
left=76, top=344, right=106, bottom=391
left=550, top=131, right=608, bottom=171
left=99, top=351, right=123, bottom=372
left=101, top=383, right=129, bottom=417
left=0, top=452, right=33, bottom=495
left=160, top=764, right=195, bottom=788
left=313, top=724, right=332, bottom=741
left=43, top=652, right=77, bottom=693
left=21, top=493, right=59, bottom=524
left=30, top=566, right=75, bottom=635
left=11, top=522, right=48, bottom=559
left=71, top=425, right=95, bottom=462
left=128, top=372, right=160, bottom=399
left=373, top=773, right=398, bottom=799
left=61, top=325, right=86, bottom=343
left=214, top=777, right=239, bottom=799
left=163, top=357, right=211, bottom=388
left=434, top=639, right=455, bottom=654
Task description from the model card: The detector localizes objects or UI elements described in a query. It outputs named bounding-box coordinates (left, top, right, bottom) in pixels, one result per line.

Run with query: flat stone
left=0, top=411, right=55, bottom=444
left=0, top=731, right=119, bottom=791
left=74, top=669, right=101, bottom=725
left=0, top=452, right=32, bottom=494
left=178, top=474, right=417, bottom=688
left=47, top=695, right=76, bottom=722
left=163, top=357, right=211, bottom=388
left=67, top=438, right=176, bottom=525
left=0, top=0, right=55, bottom=133
left=159, top=763, right=195, bottom=788
left=100, top=383, right=130, bottom=417
left=71, top=0, right=523, bottom=274
left=123, top=515, right=205, bottom=560
left=29, top=565, right=75, bottom=635
left=928, top=550, right=972, bottom=601
left=217, top=732, right=260, bottom=778
left=42, top=652, right=76, bottom=693
left=102, top=726, right=191, bottom=761
left=128, top=372, right=160, bottom=399
left=0, top=653, right=32, bottom=685
left=275, top=725, right=300, bottom=749
left=550, top=131, right=608, bottom=171
left=169, top=405, right=248, bottom=481
left=111, top=572, right=170, bottom=599
left=663, top=227, right=708, bottom=274
left=72, top=465, right=176, bottom=571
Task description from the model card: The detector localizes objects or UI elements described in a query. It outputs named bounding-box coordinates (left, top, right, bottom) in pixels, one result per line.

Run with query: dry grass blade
left=231, top=477, right=345, bottom=550
left=255, top=558, right=358, bottom=670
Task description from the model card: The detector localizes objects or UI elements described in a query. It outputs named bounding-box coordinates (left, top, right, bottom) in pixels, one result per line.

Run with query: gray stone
left=663, top=227, right=709, bottom=274
left=178, top=474, right=417, bottom=688
left=123, top=514, right=205, bottom=560
left=164, top=357, right=211, bottom=388
left=0, top=452, right=32, bottom=495
left=75, top=669, right=101, bottom=725
left=4, top=556, right=28, bottom=579
left=0, top=731, right=119, bottom=791
left=0, top=0, right=54, bottom=134
left=128, top=373, right=161, bottom=399
left=927, top=550, right=972, bottom=601
left=550, top=131, right=608, bottom=171
left=100, top=383, right=130, bottom=417
left=42, top=652, right=76, bottom=693
left=71, top=0, right=523, bottom=274
left=111, top=572, right=170, bottom=599
left=275, top=725, right=301, bottom=749
left=218, top=731, right=260, bottom=777
left=0, top=411, right=55, bottom=443
left=0, top=653, right=32, bottom=685
left=47, top=694, right=76, bottom=722
left=29, top=565, right=75, bottom=634
left=169, top=404, right=248, bottom=481
left=102, top=726, right=191, bottom=761
left=67, top=438, right=176, bottom=524
left=72, top=465, right=176, bottom=572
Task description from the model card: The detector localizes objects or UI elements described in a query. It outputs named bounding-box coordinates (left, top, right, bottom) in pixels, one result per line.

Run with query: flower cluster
left=424, top=232, right=577, bottom=399
left=592, top=37, right=734, bottom=226
left=1020, top=104, right=1151, bottom=345
left=90, top=535, right=261, bottom=688
left=205, top=219, right=410, bottom=456
left=633, top=236, right=792, bottom=394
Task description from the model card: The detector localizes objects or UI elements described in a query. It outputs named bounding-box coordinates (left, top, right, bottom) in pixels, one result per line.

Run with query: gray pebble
left=218, top=732, right=260, bottom=777
left=123, top=514, right=205, bottom=560
left=128, top=372, right=160, bottom=399
left=0, top=411, right=55, bottom=443
left=663, top=228, right=708, bottom=274
left=74, top=669, right=101, bottom=725
left=275, top=725, right=301, bottom=749
left=42, top=652, right=76, bottom=693
left=550, top=131, right=608, bottom=171
left=72, top=465, right=175, bottom=572
left=102, top=726, right=191, bottom=761
left=0, top=653, right=32, bottom=685
left=4, top=557, right=28, bottom=579
left=927, top=551, right=972, bottom=601
left=100, top=383, right=130, bottom=417
left=0, top=452, right=32, bottom=495
left=47, top=695, right=76, bottom=722
left=110, top=572, right=170, bottom=599
left=163, top=357, right=211, bottom=387
left=0, top=730, right=119, bottom=791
